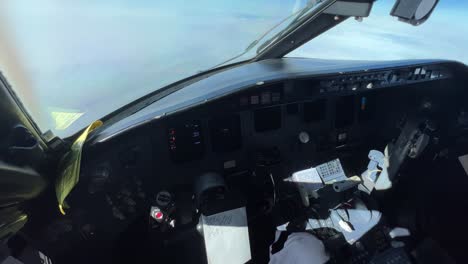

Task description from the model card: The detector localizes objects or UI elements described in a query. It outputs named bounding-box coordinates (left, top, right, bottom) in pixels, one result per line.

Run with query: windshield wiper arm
left=256, top=0, right=331, bottom=54
left=209, top=1, right=325, bottom=70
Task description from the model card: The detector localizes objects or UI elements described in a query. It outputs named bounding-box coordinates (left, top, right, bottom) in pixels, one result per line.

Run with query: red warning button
left=150, top=206, right=164, bottom=223
left=154, top=211, right=163, bottom=220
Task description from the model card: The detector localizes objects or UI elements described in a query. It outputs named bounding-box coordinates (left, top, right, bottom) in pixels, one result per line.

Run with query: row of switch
left=320, top=67, right=447, bottom=94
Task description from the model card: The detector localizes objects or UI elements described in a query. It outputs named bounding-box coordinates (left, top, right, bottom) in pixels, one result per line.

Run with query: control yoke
left=359, top=115, right=435, bottom=194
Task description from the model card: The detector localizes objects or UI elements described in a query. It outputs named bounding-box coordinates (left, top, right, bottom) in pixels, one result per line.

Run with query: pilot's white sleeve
left=269, top=232, right=329, bottom=264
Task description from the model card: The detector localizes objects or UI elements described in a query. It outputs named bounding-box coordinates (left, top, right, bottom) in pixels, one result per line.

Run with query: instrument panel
left=58, top=58, right=468, bottom=264
left=168, top=121, right=204, bottom=162
left=83, top=59, right=462, bottom=195
left=209, top=115, right=242, bottom=153
left=167, top=115, right=244, bottom=163
left=161, top=62, right=454, bottom=164
left=77, top=59, right=463, bottom=239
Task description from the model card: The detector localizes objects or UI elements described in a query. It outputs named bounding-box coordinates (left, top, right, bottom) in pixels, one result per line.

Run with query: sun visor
left=55, top=120, right=103, bottom=215
left=324, top=1, right=374, bottom=17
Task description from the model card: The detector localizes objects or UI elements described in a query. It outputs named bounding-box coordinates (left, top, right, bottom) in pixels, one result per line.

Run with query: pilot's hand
left=269, top=232, right=329, bottom=264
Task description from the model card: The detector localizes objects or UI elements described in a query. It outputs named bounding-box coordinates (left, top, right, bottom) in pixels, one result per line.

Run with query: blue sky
left=0, top=0, right=467, bottom=137
left=290, top=0, right=468, bottom=62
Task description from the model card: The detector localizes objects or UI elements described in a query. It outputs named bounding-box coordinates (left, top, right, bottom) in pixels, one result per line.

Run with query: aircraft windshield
left=0, top=0, right=321, bottom=137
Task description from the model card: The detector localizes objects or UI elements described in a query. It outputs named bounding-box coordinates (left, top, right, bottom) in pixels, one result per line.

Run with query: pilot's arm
left=269, top=232, right=329, bottom=264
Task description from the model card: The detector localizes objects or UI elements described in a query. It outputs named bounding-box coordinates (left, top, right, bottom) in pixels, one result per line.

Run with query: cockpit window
left=0, top=0, right=319, bottom=138
left=288, top=1, right=468, bottom=64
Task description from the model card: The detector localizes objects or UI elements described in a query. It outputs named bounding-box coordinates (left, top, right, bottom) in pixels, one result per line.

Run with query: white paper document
left=201, top=207, right=251, bottom=264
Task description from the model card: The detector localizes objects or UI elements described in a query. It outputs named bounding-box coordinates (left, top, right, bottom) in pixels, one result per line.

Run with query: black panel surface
left=254, top=106, right=282, bottom=132
left=304, top=99, right=327, bottom=122
left=335, top=96, right=355, bottom=129
left=210, top=115, right=242, bottom=153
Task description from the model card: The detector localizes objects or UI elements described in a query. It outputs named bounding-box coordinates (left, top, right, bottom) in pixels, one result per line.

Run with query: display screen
left=358, top=93, right=377, bottom=123
left=254, top=106, right=282, bottom=132
left=168, top=120, right=204, bottom=162
left=303, top=99, right=326, bottom=122
left=210, top=115, right=242, bottom=153
left=335, top=96, right=355, bottom=129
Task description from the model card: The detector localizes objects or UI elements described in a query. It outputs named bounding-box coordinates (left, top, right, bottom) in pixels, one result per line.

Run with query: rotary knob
left=156, top=191, right=172, bottom=207
left=298, top=131, right=310, bottom=144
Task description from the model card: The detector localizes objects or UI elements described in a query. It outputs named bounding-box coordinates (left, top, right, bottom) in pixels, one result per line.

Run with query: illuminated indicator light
left=154, top=211, right=163, bottom=219
left=338, top=133, right=347, bottom=142
left=361, top=97, right=367, bottom=111
left=224, top=160, right=236, bottom=169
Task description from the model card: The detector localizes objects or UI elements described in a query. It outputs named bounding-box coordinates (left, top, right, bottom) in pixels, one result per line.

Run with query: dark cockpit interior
left=3, top=58, right=465, bottom=263
left=0, top=59, right=468, bottom=263
left=2, top=0, right=468, bottom=263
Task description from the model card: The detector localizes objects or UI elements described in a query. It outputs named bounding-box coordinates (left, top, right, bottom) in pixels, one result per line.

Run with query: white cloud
left=289, top=2, right=468, bottom=64
left=1, top=0, right=467, bottom=137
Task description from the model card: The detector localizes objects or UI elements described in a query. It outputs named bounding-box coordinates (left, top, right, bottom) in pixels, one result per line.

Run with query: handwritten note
left=201, top=207, right=251, bottom=264
left=204, top=214, right=233, bottom=240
